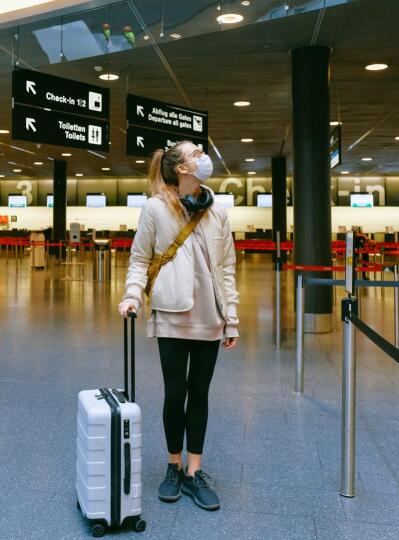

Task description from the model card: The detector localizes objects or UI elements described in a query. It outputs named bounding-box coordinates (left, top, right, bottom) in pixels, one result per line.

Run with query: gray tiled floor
left=1, top=252, right=399, bottom=540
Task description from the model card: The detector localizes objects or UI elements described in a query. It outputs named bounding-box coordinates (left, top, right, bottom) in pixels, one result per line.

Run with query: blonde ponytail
left=147, top=141, right=190, bottom=219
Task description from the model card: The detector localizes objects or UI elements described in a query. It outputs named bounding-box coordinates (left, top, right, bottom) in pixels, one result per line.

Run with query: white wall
left=1, top=206, right=399, bottom=233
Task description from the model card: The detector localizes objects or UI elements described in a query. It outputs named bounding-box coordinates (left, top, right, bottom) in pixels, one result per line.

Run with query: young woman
left=118, top=140, right=239, bottom=511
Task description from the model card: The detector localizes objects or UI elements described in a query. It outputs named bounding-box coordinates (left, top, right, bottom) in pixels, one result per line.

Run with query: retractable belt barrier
left=347, top=311, right=399, bottom=363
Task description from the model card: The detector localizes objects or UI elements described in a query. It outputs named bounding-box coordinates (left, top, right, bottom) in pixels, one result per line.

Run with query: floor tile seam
left=312, top=516, right=319, bottom=540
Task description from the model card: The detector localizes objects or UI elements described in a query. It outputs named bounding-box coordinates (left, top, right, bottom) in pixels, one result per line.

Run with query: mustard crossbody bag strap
left=145, top=210, right=206, bottom=302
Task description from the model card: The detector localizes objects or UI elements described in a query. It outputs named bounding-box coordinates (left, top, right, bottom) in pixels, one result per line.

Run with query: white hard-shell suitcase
left=76, top=312, right=146, bottom=537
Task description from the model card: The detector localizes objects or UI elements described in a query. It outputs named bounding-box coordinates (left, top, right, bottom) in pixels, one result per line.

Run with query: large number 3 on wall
left=16, top=180, right=33, bottom=205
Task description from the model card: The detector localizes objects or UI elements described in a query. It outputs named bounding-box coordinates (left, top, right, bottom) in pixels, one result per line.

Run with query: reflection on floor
left=1, top=252, right=399, bottom=539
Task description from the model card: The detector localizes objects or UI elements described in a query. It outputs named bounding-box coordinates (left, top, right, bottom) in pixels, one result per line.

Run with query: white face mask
left=193, top=153, right=213, bottom=181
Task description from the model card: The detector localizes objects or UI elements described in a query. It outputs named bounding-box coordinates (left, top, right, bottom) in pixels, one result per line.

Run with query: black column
left=291, top=45, right=332, bottom=333
left=272, top=156, right=287, bottom=263
left=53, top=159, right=67, bottom=257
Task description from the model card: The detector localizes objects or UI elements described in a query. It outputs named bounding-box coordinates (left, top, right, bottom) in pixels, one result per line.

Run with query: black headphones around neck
left=180, top=188, right=213, bottom=213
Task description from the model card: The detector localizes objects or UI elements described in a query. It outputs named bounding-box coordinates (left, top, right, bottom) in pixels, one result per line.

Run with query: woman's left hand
left=222, top=337, right=239, bottom=349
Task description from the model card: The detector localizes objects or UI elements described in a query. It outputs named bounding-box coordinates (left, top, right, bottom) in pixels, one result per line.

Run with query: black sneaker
left=158, top=463, right=183, bottom=502
left=182, top=468, right=220, bottom=511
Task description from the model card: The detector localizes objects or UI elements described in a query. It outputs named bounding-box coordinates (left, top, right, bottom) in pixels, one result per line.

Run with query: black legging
left=157, top=338, right=220, bottom=455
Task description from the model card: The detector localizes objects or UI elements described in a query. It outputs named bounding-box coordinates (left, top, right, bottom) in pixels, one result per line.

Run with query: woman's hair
left=147, top=141, right=190, bottom=217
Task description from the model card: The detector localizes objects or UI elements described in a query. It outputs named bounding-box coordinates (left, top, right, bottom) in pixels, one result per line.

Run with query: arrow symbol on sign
left=26, top=80, right=36, bottom=95
left=26, top=118, right=37, bottom=132
left=136, top=105, right=144, bottom=117
left=137, top=136, right=144, bottom=148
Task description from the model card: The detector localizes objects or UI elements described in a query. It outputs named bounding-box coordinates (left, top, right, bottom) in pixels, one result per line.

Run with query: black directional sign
left=127, top=94, right=208, bottom=156
left=127, top=125, right=208, bottom=157
left=12, top=69, right=110, bottom=119
left=12, top=104, right=109, bottom=152
left=127, top=95, right=208, bottom=140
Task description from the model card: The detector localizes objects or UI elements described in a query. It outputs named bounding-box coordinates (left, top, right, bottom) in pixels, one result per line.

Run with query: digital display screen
left=257, top=194, right=273, bottom=208
left=8, top=195, right=27, bottom=208
left=350, top=193, right=373, bottom=208
left=127, top=193, right=148, bottom=207
left=214, top=193, right=234, bottom=208
left=46, top=195, right=54, bottom=208
left=86, top=194, right=106, bottom=207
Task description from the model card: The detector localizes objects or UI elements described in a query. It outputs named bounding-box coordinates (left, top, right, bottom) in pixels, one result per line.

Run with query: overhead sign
left=127, top=95, right=208, bottom=139
left=330, top=125, right=341, bottom=169
left=127, top=125, right=208, bottom=157
left=12, top=69, right=110, bottom=119
left=12, top=104, right=109, bottom=152
left=127, top=94, right=208, bottom=156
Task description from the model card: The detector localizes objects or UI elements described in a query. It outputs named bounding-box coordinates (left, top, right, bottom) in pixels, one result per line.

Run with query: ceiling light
left=99, top=73, right=119, bottom=81
left=241, top=138, right=253, bottom=142
left=62, top=153, right=72, bottom=157
left=245, top=158, right=255, bottom=162
left=0, top=129, right=9, bottom=134
left=248, top=172, right=256, bottom=175
left=340, top=171, right=350, bottom=174
left=330, top=121, right=341, bottom=126
left=101, top=167, right=110, bottom=171
left=135, top=160, right=145, bottom=163
left=170, top=33, right=181, bottom=39
left=217, top=5, right=221, bottom=10
left=241, top=1, right=250, bottom=5
left=143, top=35, right=149, bottom=40
left=394, top=136, right=399, bottom=141
left=94, top=65, right=103, bottom=72
left=13, top=169, right=22, bottom=173
left=34, top=162, right=43, bottom=165
left=217, top=14, right=244, bottom=24
left=75, top=173, right=83, bottom=177
left=365, top=63, right=388, bottom=71
left=361, top=157, right=372, bottom=161
left=0, top=174, right=5, bottom=178
left=234, top=101, right=250, bottom=107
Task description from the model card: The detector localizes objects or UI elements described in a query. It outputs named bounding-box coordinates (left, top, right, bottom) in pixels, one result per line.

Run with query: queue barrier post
left=340, top=296, right=358, bottom=498
left=394, top=265, right=399, bottom=349
left=275, top=231, right=282, bottom=348
left=295, top=274, right=305, bottom=393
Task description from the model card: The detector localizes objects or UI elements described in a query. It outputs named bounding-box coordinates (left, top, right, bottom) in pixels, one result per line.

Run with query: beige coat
left=122, top=187, right=239, bottom=325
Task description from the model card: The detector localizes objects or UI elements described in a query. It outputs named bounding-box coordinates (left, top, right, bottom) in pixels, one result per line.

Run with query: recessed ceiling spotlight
left=217, top=5, right=221, bottom=11
left=170, top=33, right=181, bottom=39
left=241, top=1, right=250, bottom=5
left=0, top=129, right=10, bottom=134
left=143, top=35, right=149, bottom=40
left=245, top=158, right=255, bottom=162
left=94, top=66, right=103, bottom=72
left=340, top=171, right=350, bottom=174
left=217, top=13, right=244, bottom=24
left=365, top=63, right=388, bottom=71
left=62, top=153, right=72, bottom=157
left=135, top=160, right=145, bottom=163
left=394, top=136, right=399, bottom=141
left=99, top=73, right=119, bottom=81
left=13, top=169, right=22, bottom=173
left=330, top=121, right=341, bottom=126
left=34, top=162, right=43, bottom=165
left=101, top=167, right=110, bottom=171
left=234, top=101, right=250, bottom=107
left=241, top=138, right=253, bottom=142
left=361, top=157, right=372, bottom=161
left=75, top=173, right=83, bottom=177
left=248, top=171, right=256, bottom=175
left=0, top=174, right=5, bottom=178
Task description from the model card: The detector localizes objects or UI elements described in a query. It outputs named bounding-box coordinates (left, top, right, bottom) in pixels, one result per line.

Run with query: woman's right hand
left=118, top=299, right=137, bottom=318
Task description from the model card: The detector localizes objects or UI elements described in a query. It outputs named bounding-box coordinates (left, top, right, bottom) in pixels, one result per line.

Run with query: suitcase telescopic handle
left=123, top=311, right=137, bottom=403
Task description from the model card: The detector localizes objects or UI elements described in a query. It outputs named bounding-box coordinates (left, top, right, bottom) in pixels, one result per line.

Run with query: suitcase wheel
left=133, top=518, right=146, bottom=533
left=92, top=523, right=106, bottom=537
